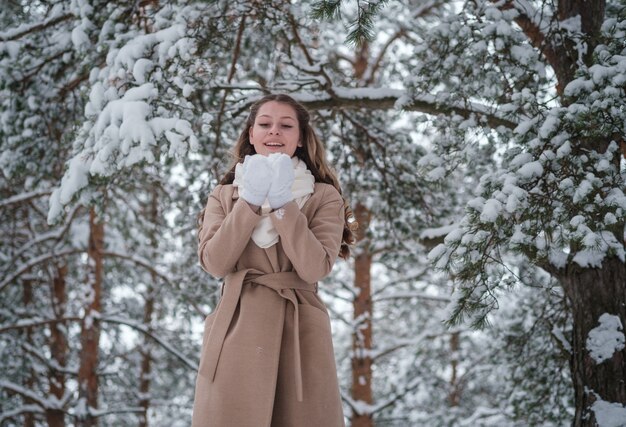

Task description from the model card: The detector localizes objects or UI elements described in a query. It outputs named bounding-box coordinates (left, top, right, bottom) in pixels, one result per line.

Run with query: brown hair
left=203, top=93, right=357, bottom=258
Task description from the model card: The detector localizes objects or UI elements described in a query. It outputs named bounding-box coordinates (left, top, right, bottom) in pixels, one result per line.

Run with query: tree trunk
left=77, top=207, right=104, bottom=427
left=558, top=257, right=626, bottom=426
left=138, top=187, right=159, bottom=427
left=539, top=0, right=605, bottom=95
left=22, top=279, right=35, bottom=427
left=138, top=289, right=154, bottom=427
left=550, top=4, right=624, bottom=425
left=448, top=331, right=461, bottom=407
left=47, top=264, right=68, bottom=427
left=351, top=202, right=374, bottom=427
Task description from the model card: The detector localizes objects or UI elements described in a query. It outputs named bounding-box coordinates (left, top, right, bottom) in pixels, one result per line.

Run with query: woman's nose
left=268, top=125, right=280, bottom=134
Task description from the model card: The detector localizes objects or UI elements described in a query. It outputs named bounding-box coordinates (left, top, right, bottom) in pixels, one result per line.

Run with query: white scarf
left=233, top=156, right=315, bottom=248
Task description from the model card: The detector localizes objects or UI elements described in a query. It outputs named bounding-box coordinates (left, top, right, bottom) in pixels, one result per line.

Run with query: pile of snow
left=586, top=313, right=625, bottom=364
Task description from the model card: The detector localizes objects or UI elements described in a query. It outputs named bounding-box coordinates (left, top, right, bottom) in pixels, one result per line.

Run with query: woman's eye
left=258, top=123, right=270, bottom=127
left=282, top=125, right=293, bottom=128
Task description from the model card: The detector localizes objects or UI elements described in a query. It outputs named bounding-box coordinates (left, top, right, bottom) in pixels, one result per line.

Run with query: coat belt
left=200, top=268, right=317, bottom=402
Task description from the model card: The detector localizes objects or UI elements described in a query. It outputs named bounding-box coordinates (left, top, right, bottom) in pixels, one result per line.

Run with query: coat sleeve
left=198, top=185, right=262, bottom=278
left=269, top=185, right=345, bottom=283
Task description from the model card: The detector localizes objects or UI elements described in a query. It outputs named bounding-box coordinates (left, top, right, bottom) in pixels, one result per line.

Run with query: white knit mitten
left=267, top=153, right=295, bottom=209
left=240, top=155, right=273, bottom=206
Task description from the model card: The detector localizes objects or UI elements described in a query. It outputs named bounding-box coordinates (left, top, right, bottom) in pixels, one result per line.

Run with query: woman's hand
left=267, top=153, right=295, bottom=209
left=240, top=154, right=273, bottom=206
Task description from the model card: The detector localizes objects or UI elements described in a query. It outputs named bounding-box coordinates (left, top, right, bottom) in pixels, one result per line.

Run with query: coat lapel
left=232, top=185, right=281, bottom=271
left=263, top=244, right=281, bottom=272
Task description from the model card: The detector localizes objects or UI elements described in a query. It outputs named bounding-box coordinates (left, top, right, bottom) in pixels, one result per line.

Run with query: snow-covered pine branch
left=48, top=3, right=212, bottom=224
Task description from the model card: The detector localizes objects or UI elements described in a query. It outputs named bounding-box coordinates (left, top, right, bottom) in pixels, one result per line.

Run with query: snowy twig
left=102, top=250, right=209, bottom=316
left=0, top=404, right=45, bottom=423
left=0, top=380, right=56, bottom=408
left=286, top=9, right=315, bottom=66
left=3, top=204, right=82, bottom=272
left=0, top=316, right=82, bottom=334
left=0, top=190, right=51, bottom=207
left=368, top=374, right=424, bottom=415
left=372, top=327, right=468, bottom=361
left=89, top=406, right=146, bottom=417
left=101, top=316, right=198, bottom=370
left=0, top=315, right=198, bottom=371
left=213, top=14, right=247, bottom=150
left=0, top=13, right=73, bottom=41
left=373, top=291, right=451, bottom=303
left=21, top=341, right=79, bottom=376
left=0, top=249, right=84, bottom=293
left=364, top=29, right=406, bottom=85
left=340, top=371, right=425, bottom=416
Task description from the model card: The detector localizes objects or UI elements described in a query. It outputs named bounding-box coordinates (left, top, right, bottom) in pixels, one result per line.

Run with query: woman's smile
left=264, top=141, right=285, bottom=150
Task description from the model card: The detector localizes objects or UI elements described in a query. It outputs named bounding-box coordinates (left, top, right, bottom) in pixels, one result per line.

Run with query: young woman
left=192, top=94, right=355, bottom=427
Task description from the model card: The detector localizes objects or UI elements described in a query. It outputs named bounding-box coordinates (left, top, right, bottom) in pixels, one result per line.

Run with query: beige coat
left=191, top=182, right=346, bottom=427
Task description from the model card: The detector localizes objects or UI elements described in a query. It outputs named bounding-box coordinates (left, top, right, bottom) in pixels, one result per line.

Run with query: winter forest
left=1, top=0, right=625, bottom=426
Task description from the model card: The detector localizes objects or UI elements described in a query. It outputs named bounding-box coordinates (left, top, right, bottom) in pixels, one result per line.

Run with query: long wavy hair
left=204, top=93, right=357, bottom=259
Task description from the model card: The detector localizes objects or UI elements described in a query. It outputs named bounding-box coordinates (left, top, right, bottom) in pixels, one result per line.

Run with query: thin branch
left=21, top=341, right=78, bottom=376
left=373, top=291, right=451, bottom=303
left=20, top=49, right=71, bottom=85
left=91, top=406, right=146, bottom=417
left=287, top=9, right=314, bottom=66
left=333, top=52, right=356, bottom=67
left=213, top=15, right=247, bottom=150
left=0, top=316, right=81, bottom=333
left=497, top=0, right=567, bottom=92
left=372, top=327, right=468, bottom=361
left=58, top=57, right=106, bottom=99
left=0, top=13, right=74, bottom=41
left=0, top=190, right=51, bottom=208
left=0, top=404, right=45, bottom=424
left=101, top=251, right=167, bottom=282
left=284, top=6, right=337, bottom=94
left=4, top=204, right=82, bottom=272
left=369, top=374, right=425, bottom=415
left=0, top=381, right=52, bottom=409
left=0, top=315, right=198, bottom=371
left=102, top=250, right=208, bottom=316
left=364, top=29, right=405, bottom=85
left=0, top=249, right=84, bottom=293
left=104, top=315, right=198, bottom=370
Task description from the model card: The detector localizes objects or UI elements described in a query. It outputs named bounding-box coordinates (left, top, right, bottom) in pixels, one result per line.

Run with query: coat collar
left=231, top=183, right=325, bottom=202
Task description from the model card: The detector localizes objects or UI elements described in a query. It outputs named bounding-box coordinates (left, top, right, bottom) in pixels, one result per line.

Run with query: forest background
left=1, top=0, right=625, bottom=426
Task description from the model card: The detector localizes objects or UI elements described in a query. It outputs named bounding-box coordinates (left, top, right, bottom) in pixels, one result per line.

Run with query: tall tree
left=76, top=206, right=104, bottom=427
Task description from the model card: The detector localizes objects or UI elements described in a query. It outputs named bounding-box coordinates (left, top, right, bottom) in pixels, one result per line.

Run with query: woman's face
left=249, top=101, right=301, bottom=157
